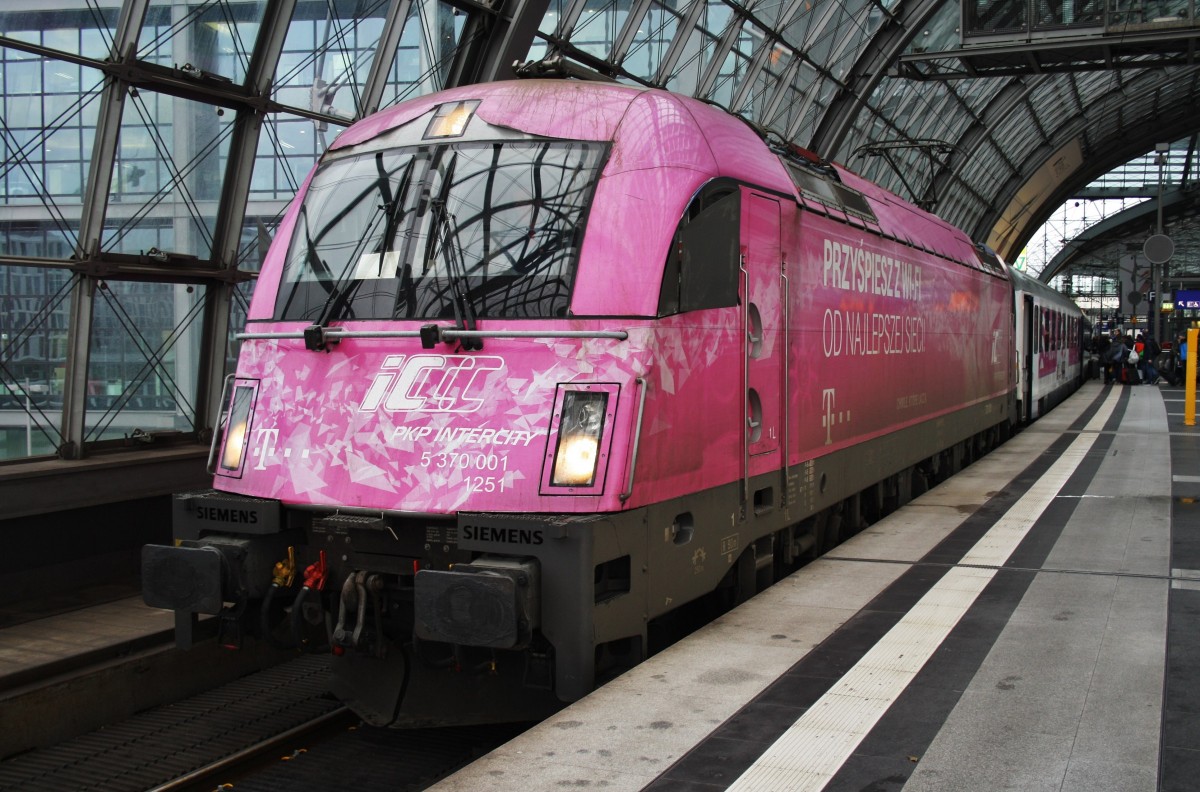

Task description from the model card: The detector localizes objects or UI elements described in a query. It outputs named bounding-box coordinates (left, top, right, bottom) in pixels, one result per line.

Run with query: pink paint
left=217, top=81, right=1044, bottom=518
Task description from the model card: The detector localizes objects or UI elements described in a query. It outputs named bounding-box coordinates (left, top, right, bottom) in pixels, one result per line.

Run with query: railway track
left=148, top=706, right=355, bottom=792
left=0, top=654, right=526, bottom=792
left=171, top=718, right=529, bottom=792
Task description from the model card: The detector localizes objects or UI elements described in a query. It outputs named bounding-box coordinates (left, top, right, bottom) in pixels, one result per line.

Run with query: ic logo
left=358, top=354, right=504, bottom=414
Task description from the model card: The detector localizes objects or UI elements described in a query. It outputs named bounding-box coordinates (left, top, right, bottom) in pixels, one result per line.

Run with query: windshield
left=275, top=140, right=607, bottom=322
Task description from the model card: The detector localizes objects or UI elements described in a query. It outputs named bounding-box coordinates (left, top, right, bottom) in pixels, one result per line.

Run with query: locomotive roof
left=324, top=81, right=993, bottom=283
left=330, top=80, right=793, bottom=193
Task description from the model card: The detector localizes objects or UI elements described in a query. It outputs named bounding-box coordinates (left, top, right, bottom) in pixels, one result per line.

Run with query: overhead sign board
left=1175, top=290, right=1200, bottom=310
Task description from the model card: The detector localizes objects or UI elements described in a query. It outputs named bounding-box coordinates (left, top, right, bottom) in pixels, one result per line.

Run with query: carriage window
left=658, top=185, right=740, bottom=316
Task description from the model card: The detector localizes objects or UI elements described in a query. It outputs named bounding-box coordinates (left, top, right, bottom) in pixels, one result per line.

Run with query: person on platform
left=1094, top=331, right=1111, bottom=381
left=1181, top=334, right=1190, bottom=383
left=1135, top=334, right=1161, bottom=384
left=1104, top=331, right=1127, bottom=385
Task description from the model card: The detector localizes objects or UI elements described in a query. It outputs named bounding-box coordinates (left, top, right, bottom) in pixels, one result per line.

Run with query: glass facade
left=0, top=0, right=478, bottom=461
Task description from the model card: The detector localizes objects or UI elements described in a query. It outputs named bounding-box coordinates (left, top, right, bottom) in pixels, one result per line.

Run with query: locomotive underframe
left=144, top=395, right=1012, bottom=727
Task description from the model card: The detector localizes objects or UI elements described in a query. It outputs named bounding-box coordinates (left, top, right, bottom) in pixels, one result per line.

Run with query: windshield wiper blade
left=306, top=155, right=417, bottom=351
left=428, top=197, right=482, bottom=351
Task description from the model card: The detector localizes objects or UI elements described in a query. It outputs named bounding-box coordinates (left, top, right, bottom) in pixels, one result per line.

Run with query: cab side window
left=658, top=184, right=740, bottom=316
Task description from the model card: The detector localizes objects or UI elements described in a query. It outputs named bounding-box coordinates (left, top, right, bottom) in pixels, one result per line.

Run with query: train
left=143, top=79, right=1085, bottom=728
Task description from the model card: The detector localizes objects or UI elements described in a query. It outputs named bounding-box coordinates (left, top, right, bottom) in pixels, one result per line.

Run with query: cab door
left=742, top=193, right=783, bottom=467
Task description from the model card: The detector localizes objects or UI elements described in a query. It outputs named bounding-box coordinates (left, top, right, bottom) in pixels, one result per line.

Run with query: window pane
left=273, top=0, right=396, bottom=120
left=0, top=262, right=73, bottom=460
left=138, top=0, right=269, bottom=85
left=85, top=281, right=204, bottom=443
left=378, top=0, right=470, bottom=111
left=0, top=6, right=120, bottom=60
left=103, top=92, right=234, bottom=258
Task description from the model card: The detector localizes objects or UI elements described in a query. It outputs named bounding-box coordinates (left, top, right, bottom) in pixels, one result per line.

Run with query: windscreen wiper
left=428, top=197, right=482, bottom=351
left=278, top=206, right=327, bottom=321
left=306, top=155, right=416, bottom=351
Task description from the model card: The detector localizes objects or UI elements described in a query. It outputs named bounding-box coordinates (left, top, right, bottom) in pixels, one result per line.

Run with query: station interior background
left=0, top=0, right=1197, bottom=471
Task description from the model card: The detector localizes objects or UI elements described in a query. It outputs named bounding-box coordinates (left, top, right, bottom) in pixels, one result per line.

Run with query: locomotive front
left=143, top=83, right=727, bottom=726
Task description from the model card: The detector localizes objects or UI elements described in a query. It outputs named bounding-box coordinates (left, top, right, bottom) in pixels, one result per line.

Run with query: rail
left=147, top=708, right=353, bottom=792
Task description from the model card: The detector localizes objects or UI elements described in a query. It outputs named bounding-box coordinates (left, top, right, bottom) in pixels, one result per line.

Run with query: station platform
left=0, top=591, right=285, bottom=759
left=431, top=380, right=1200, bottom=792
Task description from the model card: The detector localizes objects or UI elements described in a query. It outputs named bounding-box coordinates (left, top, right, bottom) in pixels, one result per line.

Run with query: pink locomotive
left=144, top=80, right=1084, bottom=726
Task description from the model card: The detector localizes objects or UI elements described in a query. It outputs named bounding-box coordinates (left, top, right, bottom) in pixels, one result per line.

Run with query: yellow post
left=1187, top=327, right=1198, bottom=426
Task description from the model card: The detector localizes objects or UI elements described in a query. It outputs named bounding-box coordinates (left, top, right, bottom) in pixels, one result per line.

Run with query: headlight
left=220, top=419, right=248, bottom=470
left=551, top=391, right=608, bottom=487
left=219, top=385, right=255, bottom=472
